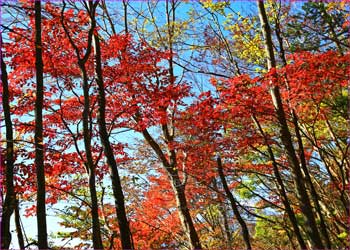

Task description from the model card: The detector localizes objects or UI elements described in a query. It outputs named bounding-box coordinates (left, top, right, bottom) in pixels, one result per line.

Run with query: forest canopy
left=1, top=0, right=349, bottom=249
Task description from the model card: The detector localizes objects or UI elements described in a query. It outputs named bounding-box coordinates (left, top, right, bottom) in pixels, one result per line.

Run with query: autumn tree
left=1, top=1, right=349, bottom=249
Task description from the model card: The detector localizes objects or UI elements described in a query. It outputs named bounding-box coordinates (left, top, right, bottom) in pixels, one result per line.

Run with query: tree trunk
left=1, top=38, right=16, bottom=250
left=14, top=199, right=25, bottom=250
left=171, top=175, right=202, bottom=249
left=122, top=0, right=128, bottom=33
left=217, top=156, right=252, bottom=250
left=34, top=1, right=48, bottom=248
left=80, top=62, right=104, bottom=250
left=142, top=129, right=202, bottom=249
left=88, top=173, right=103, bottom=250
left=213, top=179, right=233, bottom=248
left=140, top=1, right=202, bottom=244
left=292, top=112, right=332, bottom=249
left=93, top=31, right=133, bottom=250
left=60, top=2, right=103, bottom=248
left=257, top=1, right=324, bottom=248
left=252, top=115, right=307, bottom=249
left=275, top=14, right=332, bottom=247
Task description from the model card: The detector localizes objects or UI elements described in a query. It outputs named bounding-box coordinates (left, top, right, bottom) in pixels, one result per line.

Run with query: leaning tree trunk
left=139, top=0, right=202, bottom=246
left=170, top=171, right=202, bottom=249
left=292, top=112, right=332, bottom=248
left=213, top=179, right=233, bottom=248
left=1, top=37, right=16, bottom=250
left=257, top=1, right=324, bottom=249
left=34, top=1, right=48, bottom=248
left=142, top=129, right=202, bottom=249
left=275, top=17, right=332, bottom=247
left=279, top=19, right=331, bottom=245
left=252, top=115, right=307, bottom=249
left=217, top=156, right=252, bottom=250
left=14, top=199, right=25, bottom=250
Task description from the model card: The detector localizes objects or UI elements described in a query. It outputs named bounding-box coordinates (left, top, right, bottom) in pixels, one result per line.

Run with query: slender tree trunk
left=122, top=0, right=128, bottom=33
left=171, top=175, right=202, bottom=249
left=219, top=204, right=233, bottom=249
left=213, top=179, right=233, bottom=248
left=252, top=115, right=307, bottom=249
left=142, top=129, right=202, bottom=249
left=1, top=38, right=16, bottom=250
left=88, top=173, right=103, bottom=249
left=60, top=2, right=103, bottom=248
left=257, top=1, right=324, bottom=248
left=234, top=22, right=306, bottom=246
left=285, top=226, right=298, bottom=250
left=274, top=10, right=332, bottom=248
left=216, top=156, right=252, bottom=250
left=139, top=2, right=201, bottom=248
left=79, top=63, right=104, bottom=250
left=100, top=0, right=117, bottom=36
left=93, top=30, right=133, bottom=250
left=14, top=199, right=25, bottom=250
left=292, top=112, right=332, bottom=249
left=34, top=1, right=48, bottom=248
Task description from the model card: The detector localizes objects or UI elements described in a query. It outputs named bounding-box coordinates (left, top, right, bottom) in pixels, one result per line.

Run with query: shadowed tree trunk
left=92, top=14, right=133, bottom=250
left=1, top=36, right=16, bottom=250
left=274, top=15, right=332, bottom=246
left=216, top=155, right=252, bottom=250
left=252, top=115, right=307, bottom=249
left=137, top=1, right=202, bottom=248
left=60, top=1, right=103, bottom=248
left=229, top=29, right=307, bottom=247
left=34, top=1, right=48, bottom=248
left=213, top=179, right=233, bottom=248
left=257, top=1, right=324, bottom=248
left=15, top=199, right=25, bottom=250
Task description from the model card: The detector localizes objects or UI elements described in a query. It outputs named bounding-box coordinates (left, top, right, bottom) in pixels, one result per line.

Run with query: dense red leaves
left=129, top=171, right=181, bottom=249
left=175, top=51, right=349, bottom=201
left=3, top=1, right=191, bottom=224
left=101, top=34, right=190, bottom=131
left=215, top=51, right=349, bottom=123
left=214, top=51, right=349, bottom=144
left=279, top=51, right=349, bottom=118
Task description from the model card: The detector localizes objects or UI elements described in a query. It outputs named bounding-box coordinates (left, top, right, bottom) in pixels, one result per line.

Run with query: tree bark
left=213, top=179, right=233, bottom=248
left=216, top=156, right=252, bottom=250
left=122, top=0, right=128, bottom=33
left=93, top=26, right=133, bottom=250
left=34, top=1, right=48, bottom=248
left=257, top=1, right=324, bottom=248
left=172, top=176, right=202, bottom=250
left=1, top=37, right=16, bottom=250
